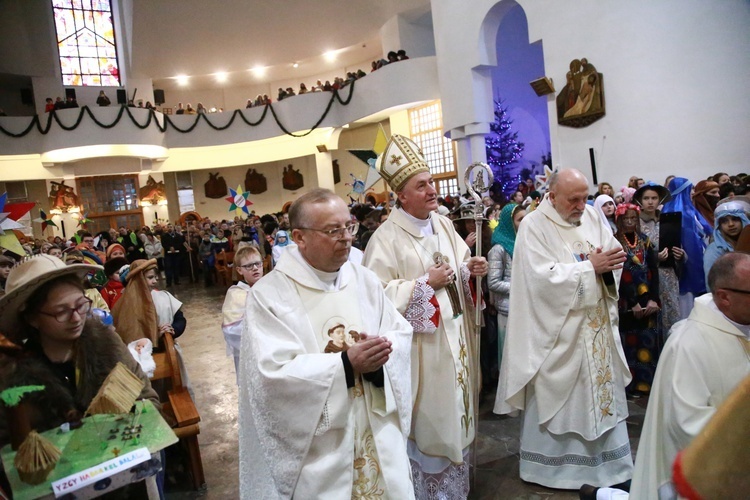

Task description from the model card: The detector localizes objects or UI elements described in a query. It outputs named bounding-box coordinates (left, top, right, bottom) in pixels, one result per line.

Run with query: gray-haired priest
left=239, top=189, right=414, bottom=499
left=363, top=135, right=488, bottom=499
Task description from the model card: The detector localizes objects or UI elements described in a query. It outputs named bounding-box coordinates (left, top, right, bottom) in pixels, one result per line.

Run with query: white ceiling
left=131, top=0, right=430, bottom=89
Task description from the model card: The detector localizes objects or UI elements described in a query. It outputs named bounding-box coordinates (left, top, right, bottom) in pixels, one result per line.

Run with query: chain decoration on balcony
left=0, top=82, right=355, bottom=139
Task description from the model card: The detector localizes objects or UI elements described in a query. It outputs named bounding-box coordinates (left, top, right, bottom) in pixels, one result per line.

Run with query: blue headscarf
left=274, top=230, right=291, bottom=247
left=661, top=177, right=712, bottom=295
left=491, top=203, right=520, bottom=257
left=713, top=202, right=750, bottom=251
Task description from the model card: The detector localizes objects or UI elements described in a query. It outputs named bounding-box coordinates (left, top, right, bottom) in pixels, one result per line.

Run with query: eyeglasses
left=298, top=222, right=359, bottom=239
left=719, top=287, right=750, bottom=295
left=238, top=261, right=263, bottom=270
left=38, top=297, right=93, bottom=323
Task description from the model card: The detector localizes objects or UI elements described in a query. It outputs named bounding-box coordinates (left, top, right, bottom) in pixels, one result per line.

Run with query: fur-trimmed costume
left=0, top=318, right=160, bottom=447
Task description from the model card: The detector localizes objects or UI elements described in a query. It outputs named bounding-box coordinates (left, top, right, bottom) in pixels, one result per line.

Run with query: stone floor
left=166, top=280, right=648, bottom=499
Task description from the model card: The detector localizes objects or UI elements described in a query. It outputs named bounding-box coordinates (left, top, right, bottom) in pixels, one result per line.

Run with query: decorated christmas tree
left=484, top=99, right=525, bottom=196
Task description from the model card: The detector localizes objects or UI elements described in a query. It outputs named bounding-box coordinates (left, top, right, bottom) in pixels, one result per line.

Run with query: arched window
left=52, top=0, right=120, bottom=86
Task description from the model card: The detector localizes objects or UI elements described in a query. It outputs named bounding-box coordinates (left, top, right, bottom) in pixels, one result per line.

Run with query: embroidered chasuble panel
left=295, top=283, right=386, bottom=498
left=551, top=222, right=621, bottom=435
left=398, top=227, right=475, bottom=451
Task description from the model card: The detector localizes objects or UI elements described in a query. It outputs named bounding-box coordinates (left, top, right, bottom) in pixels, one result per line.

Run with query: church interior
left=0, top=0, right=748, bottom=498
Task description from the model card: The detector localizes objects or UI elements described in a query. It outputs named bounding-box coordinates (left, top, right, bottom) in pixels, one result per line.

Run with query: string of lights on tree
left=484, top=98, right=525, bottom=196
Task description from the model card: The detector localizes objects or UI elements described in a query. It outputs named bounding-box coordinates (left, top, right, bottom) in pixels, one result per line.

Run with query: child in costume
left=221, top=245, right=264, bottom=383
left=113, top=259, right=191, bottom=394
left=100, top=257, right=128, bottom=309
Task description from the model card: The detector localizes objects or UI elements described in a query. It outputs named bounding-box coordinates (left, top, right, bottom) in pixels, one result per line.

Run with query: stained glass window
left=52, top=0, right=120, bottom=86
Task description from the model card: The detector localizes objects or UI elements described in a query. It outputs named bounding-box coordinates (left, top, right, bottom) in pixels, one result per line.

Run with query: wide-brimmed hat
left=0, top=255, right=101, bottom=343
left=633, top=181, right=671, bottom=207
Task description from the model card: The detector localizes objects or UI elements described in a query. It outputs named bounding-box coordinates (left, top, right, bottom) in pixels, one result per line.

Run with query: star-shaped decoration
left=225, top=185, right=253, bottom=215
left=33, top=209, right=57, bottom=232
left=535, top=164, right=558, bottom=193
left=346, top=173, right=366, bottom=198
left=0, top=194, right=33, bottom=256
left=390, top=154, right=403, bottom=166
left=75, top=212, right=93, bottom=228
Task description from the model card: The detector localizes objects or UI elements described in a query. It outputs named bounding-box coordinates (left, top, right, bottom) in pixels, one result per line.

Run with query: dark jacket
left=0, top=318, right=160, bottom=448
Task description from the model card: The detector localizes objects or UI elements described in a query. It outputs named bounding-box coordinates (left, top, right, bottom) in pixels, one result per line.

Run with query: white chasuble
left=496, top=196, right=633, bottom=488
left=630, top=295, right=750, bottom=498
left=239, top=247, right=414, bottom=499
left=363, top=208, right=476, bottom=499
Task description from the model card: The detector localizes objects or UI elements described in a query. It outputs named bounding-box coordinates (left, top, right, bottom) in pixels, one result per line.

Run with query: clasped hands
left=427, top=256, right=488, bottom=290
left=347, top=333, right=391, bottom=373
left=632, top=300, right=660, bottom=318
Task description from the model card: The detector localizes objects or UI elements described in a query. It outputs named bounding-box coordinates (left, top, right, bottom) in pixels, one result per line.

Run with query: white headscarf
left=594, top=195, right=617, bottom=235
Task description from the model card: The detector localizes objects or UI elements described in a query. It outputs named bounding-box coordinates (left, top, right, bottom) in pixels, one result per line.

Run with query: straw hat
left=0, top=255, right=101, bottom=343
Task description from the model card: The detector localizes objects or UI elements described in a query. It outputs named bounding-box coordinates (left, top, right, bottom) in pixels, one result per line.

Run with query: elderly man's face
left=549, top=172, right=589, bottom=225
left=293, top=198, right=352, bottom=272
left=397, top=172, right=438, bottom=219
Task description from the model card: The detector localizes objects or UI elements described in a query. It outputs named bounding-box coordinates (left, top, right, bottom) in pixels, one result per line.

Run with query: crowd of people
left=36, top=49, right=412, bottom=118
left=0, top=136, right=747, bottom=498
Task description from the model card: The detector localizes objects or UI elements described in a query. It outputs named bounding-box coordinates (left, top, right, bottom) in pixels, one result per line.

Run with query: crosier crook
left=464, top=162, right=493, bottom=490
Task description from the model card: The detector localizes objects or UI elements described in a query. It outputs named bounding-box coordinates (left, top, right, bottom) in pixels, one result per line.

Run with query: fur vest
left=0, top=318, right=160, bottom=447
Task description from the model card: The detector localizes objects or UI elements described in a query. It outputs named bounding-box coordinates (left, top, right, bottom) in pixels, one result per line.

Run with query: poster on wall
left=556, top=58, right=605, bottom=128
left=282, top=164, right=304, bottom=191
left=205, top=172, right=228, bottom=199
left=244, top=168, right=268, bottom=194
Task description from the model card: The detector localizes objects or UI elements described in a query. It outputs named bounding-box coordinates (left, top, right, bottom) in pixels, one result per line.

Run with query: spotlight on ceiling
left=176, top=75, right=189, bottom=86
left=252, top=66, right=266, bottom=76
left=292, top=62, right=299, bottom=68
left=323, top=50, right=337, bottom=62
left=215, top=72, right=228, bottom=83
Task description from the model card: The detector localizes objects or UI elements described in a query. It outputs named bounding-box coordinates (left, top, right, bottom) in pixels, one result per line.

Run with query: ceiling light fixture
left=252, top=65, right=266, bottom=76
left=323, top=50, right=337, bottom=62
left=292, top=62, right=299, bottom=68
left=215, top=71, right=228, bottom=83
left=176, top=74, right=189, bottom=86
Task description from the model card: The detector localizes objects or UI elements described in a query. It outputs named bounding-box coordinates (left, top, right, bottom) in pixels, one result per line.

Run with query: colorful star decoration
left=75, top=212, right=93, bottom=228
left=226, top=185, right=253, bottom=215
left=0, top=193, right=33, bottom=256
left=33, top=209, right=57, bottom=232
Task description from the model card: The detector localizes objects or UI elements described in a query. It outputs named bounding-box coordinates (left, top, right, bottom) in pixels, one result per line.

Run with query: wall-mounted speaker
left=65, top=88, right=76, bottom=100
left=116, top=89, right=127, bottom=105
left=154, top=89, right=165, bottom=105
left=20, top=88, right=34, bottom=106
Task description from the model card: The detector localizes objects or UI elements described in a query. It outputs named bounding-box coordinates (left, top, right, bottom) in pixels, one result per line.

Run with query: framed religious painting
left=556, top=58, right=605, bottom=128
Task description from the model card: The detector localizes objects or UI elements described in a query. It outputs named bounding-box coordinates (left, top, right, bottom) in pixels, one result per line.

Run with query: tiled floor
left=167, top=280, right=647, bottom=499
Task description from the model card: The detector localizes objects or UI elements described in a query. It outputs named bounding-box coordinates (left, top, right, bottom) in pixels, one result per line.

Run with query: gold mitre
left=377, top=134, right=430, bottom=191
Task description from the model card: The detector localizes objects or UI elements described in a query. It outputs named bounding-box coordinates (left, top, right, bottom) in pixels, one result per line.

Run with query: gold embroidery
left=457, top=334, right=473, bottom=436
left=588, top=300, right=614, bottom=419
left=390, top=154, right=403, bottom=166
left=352, top=429, right=384, bottom=498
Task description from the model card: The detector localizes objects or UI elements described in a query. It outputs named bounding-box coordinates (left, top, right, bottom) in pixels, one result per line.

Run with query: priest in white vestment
left=238, top=189, right=414, bottom=499
left=629, top=253, right=750, bottom=499
left=496, top=169, right=634, bottom=489
left=363, top=135, right=488, bottom=499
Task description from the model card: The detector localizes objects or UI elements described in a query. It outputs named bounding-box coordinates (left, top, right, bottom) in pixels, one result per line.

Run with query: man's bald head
left=548, top=169, right=590, bottom=224
left=709, top=252, right=750, bottom=325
